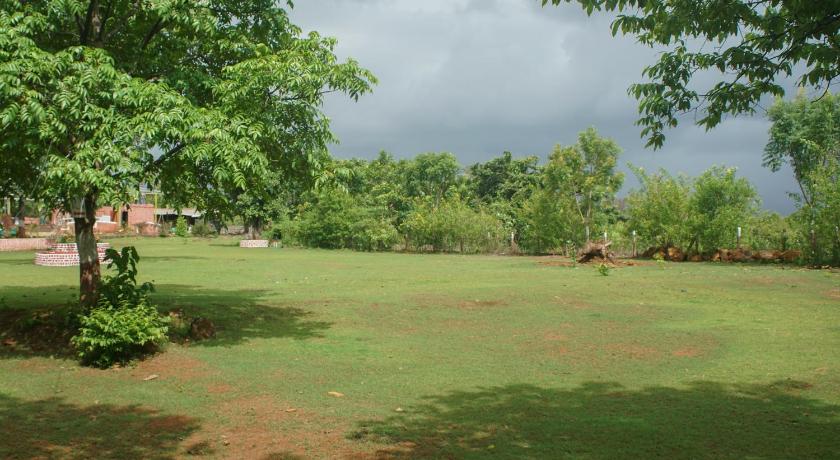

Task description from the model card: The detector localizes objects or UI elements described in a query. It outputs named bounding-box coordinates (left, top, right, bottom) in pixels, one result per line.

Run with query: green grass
left=1, top=237, right=839, bottom=459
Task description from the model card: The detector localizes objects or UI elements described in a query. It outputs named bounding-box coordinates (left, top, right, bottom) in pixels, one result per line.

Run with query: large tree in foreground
left=0, top=1, right=375, bottom=307
left=542, top=0, right=840, bottom=148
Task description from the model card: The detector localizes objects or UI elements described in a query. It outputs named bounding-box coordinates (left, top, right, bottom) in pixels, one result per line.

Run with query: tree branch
left=153, top=143, right=186, bottom=167
left=141, top=18, right=165, bottom=50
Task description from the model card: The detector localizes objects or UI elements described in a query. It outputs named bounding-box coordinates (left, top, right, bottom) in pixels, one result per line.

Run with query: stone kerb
left=34, top=242, right=111, bottom=267
left=239, top=239, right=269, bottom=248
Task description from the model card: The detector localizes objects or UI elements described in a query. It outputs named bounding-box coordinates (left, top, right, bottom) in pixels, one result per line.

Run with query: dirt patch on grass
left=537, top=257, right=649, bottom=268
left=206, top=383, right=234, bottom=394
left=181, top=395, right=373, bottom=459
left=457, top=299, right=507, bottom=309
left=124, top=347, right=214, bottom=382
left=605, top=342, right=660, bottom=360
left=672, top=347, right=702, bottom=357
left=409, top=293, right=508, bottom=311
left=826, top=288, right=840, bottom=300
left=0, top=308, right=75, bottom=358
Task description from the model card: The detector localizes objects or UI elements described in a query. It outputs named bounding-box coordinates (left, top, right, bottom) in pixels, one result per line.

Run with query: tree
left=404, top=153, right=461, bottom=207
left=540, top=128, right=624, bottom=242
left=626, top=167, right=693, bottom=250
left=0, top=2, right=375, bottom=306
left=468, top=152, right=540, bottom=203
left=764, top=92, right=840, bottom=206
left=543, top=0, right=840, bottom=148
left=690, top=166, right=760, bottom=253
left=468, top=152, right=540, bottom=246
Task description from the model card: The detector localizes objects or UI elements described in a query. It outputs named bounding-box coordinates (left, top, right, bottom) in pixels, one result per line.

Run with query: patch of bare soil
left=123, top=347, right=215, bottom=382
left=456, top=299, right=507, bottom=309
left=0, top=308, right=75, bottom=358
left=604, top=342, right=661, bottom=360
left=537, top=258, right=647, bottom=268
left=672, top=347, right=702, bottom=357
left=826, top=288, right=840, bottom=300
left=179, top=395, right=374, bottom=459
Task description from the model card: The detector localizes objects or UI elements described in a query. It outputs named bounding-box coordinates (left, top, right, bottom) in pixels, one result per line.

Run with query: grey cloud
left=289, top=0, right=800, bottom=213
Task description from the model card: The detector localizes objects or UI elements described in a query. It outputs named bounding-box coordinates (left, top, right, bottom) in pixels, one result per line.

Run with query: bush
left=350, top=216, right=399, bottom=251
left=174, top=216, right=189, bottom=237
left=72, top=299, right=169, bottom=368
left=296, top=190, right=356, bottom=249
left=72, top=246, right=167, bottom=368
left=191, top=220, right=215, bottom=238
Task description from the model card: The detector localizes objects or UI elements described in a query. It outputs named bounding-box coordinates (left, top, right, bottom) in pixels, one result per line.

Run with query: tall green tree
left=690, top=166, right=760, bottom=252
left=542, top=0, right=840, bottom=148
left=540, top=127, right=624, bottom=242
left=0, top=2, right=375, bottom=306
left=764, top=92, right=840, bottom=206
left=404, top=152, right=461, bottom=207
left=626, top=167, right=692, bottom=250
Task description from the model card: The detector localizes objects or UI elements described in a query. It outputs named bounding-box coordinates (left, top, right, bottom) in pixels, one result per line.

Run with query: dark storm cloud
left=289, top=0, right=800, bottom=213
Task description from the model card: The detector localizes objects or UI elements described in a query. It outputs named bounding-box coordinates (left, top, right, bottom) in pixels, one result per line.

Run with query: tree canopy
left=0, top=1, right=375, bottom=304
left=543, top=0, right=840, bottom=148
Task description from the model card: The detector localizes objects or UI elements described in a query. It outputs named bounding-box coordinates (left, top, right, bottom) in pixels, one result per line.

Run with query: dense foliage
left=0, top=1, right=375, bottom=304
left=243, top=118, right=836, bottom=264
left=72, top=247, right=168, bottom=368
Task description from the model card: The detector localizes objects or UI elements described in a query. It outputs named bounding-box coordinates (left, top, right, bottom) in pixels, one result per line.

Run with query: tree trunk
left=16, top=196, right=26, bottom=238
left=74, top=194, right=100, bottom=309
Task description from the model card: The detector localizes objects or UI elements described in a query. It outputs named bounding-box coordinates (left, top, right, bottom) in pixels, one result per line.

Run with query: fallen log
left=577, top=241, right=615, bottom=264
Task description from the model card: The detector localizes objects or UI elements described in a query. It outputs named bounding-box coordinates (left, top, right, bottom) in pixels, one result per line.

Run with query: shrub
left=98, top=247, right=154, bottom=307
left=72, top=246, right=167, bottom=367
left=191, top=220, right=215, bottom=238
left=158, top=222, right=171, bottom=237
left=174, top=216, right=189, bottom=237
left=72, top=299, right=169, bottom=368
left=351, top=216, right=399, bottom=251
left=597, top=263, right=610, bottom=276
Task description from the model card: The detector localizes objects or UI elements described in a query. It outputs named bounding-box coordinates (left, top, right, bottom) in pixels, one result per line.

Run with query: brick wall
left=34, top=242, right=110, bottom=266
left=127, top=204, right=156, bottom=226
left=0, top=238, right=51, bottom=252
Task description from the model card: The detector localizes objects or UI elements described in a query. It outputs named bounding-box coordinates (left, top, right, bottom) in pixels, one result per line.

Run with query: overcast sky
left=288, top=0, right=800, bottom=213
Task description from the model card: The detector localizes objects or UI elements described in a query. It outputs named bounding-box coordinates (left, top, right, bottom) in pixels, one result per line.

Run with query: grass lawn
left=1, top=237, right=839, bottom=459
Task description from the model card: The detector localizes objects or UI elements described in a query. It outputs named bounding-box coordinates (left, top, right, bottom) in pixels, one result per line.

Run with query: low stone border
left=51, top=242, right=111, bottom=252
left=0, top=238, right=50, bottom=252
left=239, top=239, right=269, bottom=248
left=34, top=242, right=111, bottom=267
left=34, top=250, right=108, bottom=267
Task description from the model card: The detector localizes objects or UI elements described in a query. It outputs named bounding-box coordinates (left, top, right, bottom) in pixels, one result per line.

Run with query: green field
left=1, top=238, right=839, bottom=459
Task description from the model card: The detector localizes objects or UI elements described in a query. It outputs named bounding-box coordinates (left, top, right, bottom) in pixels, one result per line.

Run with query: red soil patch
left=605, top=342, right=660, bottom=360
left=543, top=332, right=569, bottom=341
left=124, top=347, right=214, bottom=382
left=206, top=383, right=234, bottom=394
left=146, top=414, right=195, bottom=432
left=181, top=395, right=374, bottom=459
left=826, top=289, right=840, bottom=300
left=672, top=347, right=702, bottom=357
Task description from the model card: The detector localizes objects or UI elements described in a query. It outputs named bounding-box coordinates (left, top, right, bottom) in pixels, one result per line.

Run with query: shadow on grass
left=0, top=393, right=199, bottom=459
left=0, top=284, right=331, bottom=359
left=351, top=381, right=840, bottom=459
left=141, top=255, right=210, bottom=262
left=152, top=284, right=331, bottom=347
left=0, top=258, right=34, bottom=266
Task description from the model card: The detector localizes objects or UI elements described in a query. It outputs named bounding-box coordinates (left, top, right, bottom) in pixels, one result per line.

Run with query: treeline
left=237, top=124, right=838, bottom=265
